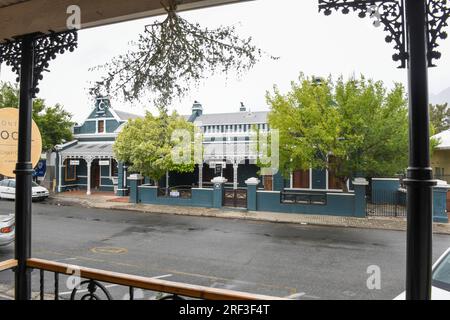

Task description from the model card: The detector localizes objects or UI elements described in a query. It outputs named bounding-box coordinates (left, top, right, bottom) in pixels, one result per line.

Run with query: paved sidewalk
left=47, top=192, right=450, bottom=235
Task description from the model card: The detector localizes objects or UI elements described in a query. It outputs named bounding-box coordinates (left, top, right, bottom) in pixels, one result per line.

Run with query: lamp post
left=318, top=0, right=450, bottom=300
left=0, top=30, right=77, bottom=300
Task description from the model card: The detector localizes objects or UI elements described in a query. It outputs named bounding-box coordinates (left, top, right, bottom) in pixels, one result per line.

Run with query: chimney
left=188, top=100, right=203, bottom=122
left=240, top=102, right=246, bottom=112
left=192, top=100, right=203, bottom=116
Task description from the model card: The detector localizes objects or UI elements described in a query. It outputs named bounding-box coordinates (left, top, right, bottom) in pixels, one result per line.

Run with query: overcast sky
left=1, top=0, right=449, bottom=123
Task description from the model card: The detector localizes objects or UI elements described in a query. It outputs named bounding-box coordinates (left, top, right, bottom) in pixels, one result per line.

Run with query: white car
left=0, top=179, right=49, bottom=201
left=395, top=247, right=450, bottom=300
left=0, top=214, right=15, bottom=246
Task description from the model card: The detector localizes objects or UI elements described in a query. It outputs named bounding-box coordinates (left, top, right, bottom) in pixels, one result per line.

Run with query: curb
left=46, top=196, right=450, bottom=235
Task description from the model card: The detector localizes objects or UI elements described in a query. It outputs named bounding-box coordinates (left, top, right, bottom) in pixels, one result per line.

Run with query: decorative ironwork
left=318, top=0, right=450, bottom=68
left=0, top=30, right=77, bottom=97
left=70, top=280, right=113, bottom=300
left=427, top=0, right=450, bottom=66
left=0, top=39, right=22, bottom=79
left=223, top=188, right=247, bottom=208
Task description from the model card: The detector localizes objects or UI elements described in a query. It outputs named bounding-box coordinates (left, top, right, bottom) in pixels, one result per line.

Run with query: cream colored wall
left=431, top=149, right=450, bottom=182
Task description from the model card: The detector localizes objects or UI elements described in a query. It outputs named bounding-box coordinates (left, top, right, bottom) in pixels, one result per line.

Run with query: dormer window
left=98, top=120, right=105, bottom=133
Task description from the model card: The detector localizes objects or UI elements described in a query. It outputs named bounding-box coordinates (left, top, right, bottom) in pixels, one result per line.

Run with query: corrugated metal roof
left=193, top=111, right=269, bottom=126
left=0, top=0, right=29, bottom=8
left=60, top=142, right=114, bottom=157
left=114, top=109, right=141, bottom=121
left=433, top=129, right=450, bottom=150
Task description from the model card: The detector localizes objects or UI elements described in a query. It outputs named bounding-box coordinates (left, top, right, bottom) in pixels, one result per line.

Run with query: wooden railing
left=22, top=258, right=282, bottom=300
left=0, top=259, right=17, bottom=272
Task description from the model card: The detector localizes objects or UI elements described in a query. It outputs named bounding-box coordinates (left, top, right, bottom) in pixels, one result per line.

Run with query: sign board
left=0, top=108, right=42, bottom=177
left=170, top=191, right=180, bottom=198
left=99, top=160, right=110, bottom=166
left=69, top=160, right=80, bottom=166
left=33, top=160, right=47, bottom=177
left=215, top=163, right=222, bottom=175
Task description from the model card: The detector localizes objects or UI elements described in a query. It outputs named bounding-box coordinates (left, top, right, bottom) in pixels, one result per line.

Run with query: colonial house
left=431, top=129, right=450, bottom=183
left=55, top=97, right=140, bottom=195
left=55, top=97, right=345, bottom=196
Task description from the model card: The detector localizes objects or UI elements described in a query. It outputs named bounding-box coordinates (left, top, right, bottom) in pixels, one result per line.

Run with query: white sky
left=1, top=0, right=449, bottom=123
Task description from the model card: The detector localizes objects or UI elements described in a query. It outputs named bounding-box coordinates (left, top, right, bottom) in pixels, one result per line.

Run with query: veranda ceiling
left=0, top=0, right=249, bottom=42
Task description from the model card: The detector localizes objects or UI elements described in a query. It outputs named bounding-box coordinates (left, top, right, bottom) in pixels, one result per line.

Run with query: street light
left=318, top=0, right=450, bottom=300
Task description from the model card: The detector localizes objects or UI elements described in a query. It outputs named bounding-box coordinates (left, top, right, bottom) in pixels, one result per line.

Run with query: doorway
left=91, top=159, right=100, bottom=190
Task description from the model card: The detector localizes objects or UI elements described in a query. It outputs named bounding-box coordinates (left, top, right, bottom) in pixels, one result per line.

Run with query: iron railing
left=280, top=191, right=327, bottom=205
left=366, top=190, right=407, bottom=217
left=0, top=258, right=281, bottom=300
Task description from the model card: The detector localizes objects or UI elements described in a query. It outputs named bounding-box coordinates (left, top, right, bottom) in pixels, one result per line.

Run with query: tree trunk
left=340, top=177, right=349, bottom=193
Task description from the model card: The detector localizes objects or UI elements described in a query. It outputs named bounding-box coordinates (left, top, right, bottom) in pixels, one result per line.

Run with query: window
left=65, top=159, right=77, bottom=181
left=0, top=180, right=9, bottom=187
left=8, top=180, right=15, bottom=188
left=98, top=120, right=105, bottom=133
left=111, top=159, right=118, bottom=177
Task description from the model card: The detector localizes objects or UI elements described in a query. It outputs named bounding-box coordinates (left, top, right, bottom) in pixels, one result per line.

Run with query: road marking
left=90, top=247, right=128, bottom=254
left=0, top=293, right=13, bottom=300
left=53, top=257, right=78, bottom=262
left=152, top=274, right=172, bottom=279
left=34, top=249, right=295, bottom=295
left=59, top=284, right=119, bottom=296
left=285, top=292, right=306, bottom=299
left=166, top=269, right=296, bottom=293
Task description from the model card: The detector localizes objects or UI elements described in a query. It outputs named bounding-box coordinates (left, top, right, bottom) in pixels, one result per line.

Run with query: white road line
left=0, top=293, right=13, bottom=300
left=151, top=274, right=172, bottom=279
left=53, top=257, right=78, bottom=262
left=284, top=292, right=306, bottom=299
left=59, top=284, right=119, bottom=296
left=56, top=274, right=171, bottom=297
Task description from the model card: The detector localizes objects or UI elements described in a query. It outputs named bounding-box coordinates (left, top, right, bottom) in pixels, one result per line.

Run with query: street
left=0, top=199, right=449, bottom=300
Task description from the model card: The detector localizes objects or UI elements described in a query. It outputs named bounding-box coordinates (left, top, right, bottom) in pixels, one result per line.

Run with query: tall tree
left=0, top=82, right=74, bottom=151
left=429, top=103, right=450, bottom=133
left=90, top=0, right=276, bottom=110
left=113, top=111, right=195, bottom=184
left=267, top=74, right=409, bottom=192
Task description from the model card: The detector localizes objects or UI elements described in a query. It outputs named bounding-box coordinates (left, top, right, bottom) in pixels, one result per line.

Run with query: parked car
left=0, top=214, right=15, bottom=246
left=395, top=247, right=450, bottom=300
left=0, top=179, right=49, bottom=201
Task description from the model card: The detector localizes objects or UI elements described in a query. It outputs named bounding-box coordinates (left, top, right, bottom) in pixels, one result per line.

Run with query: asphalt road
left=0, top=199, right=449, bottom=300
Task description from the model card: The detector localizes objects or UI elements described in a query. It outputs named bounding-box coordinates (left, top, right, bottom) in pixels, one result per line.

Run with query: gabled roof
left=433, top=129, right=450, bottom=150
left=114, top=110, right=142, bottom=121
left=193, top=111, right=268, bottom=126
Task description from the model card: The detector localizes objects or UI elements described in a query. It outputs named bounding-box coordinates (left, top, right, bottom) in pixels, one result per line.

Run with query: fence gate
left=366, top=190, right=406, bottom=217
left=223, top=188, right=247, bottom=208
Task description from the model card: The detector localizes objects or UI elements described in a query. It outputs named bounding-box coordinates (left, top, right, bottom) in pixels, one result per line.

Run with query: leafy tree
left=267, top=74, right=409, bottom=192
left=90, top=0, right=276, bottom=110
left=0, top=82, right=74, bottom=151
left=429, top=103, right=450, bottom=133
left=113, top=111, right=195, bottom=184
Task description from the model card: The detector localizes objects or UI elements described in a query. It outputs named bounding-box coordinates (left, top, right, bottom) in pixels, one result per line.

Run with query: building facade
left=55, top=98, right=344, bottom=196
left=55, top=97, right=139, bottom=195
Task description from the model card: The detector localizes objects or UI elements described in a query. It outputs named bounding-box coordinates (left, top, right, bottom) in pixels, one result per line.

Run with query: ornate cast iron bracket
left=0, top=30, right=78, bottom=97
left=318, top=0, right=450, bottom=68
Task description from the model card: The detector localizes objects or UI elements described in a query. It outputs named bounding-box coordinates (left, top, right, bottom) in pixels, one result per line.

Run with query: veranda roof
left=432, top=129, right=450, bottom=150
left=0, top=0, right=250, bottom=42
left=60, top=142, right=114, bottom=159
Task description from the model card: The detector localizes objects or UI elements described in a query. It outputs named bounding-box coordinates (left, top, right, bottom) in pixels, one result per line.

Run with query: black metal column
left=404, top=0, right=436, bottom=300
left=14, top=34, right=35, bottom=300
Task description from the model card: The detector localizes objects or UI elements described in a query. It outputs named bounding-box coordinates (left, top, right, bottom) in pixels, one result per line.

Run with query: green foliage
left=429, top=103, right=450, bottom=133
left=90, top=0, right=276, bottom=110
left=267, top=74, right=409, bottom=191
left=113, top=111, right=195, bottom=183
left=0, top=82, right=74, bottom=151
